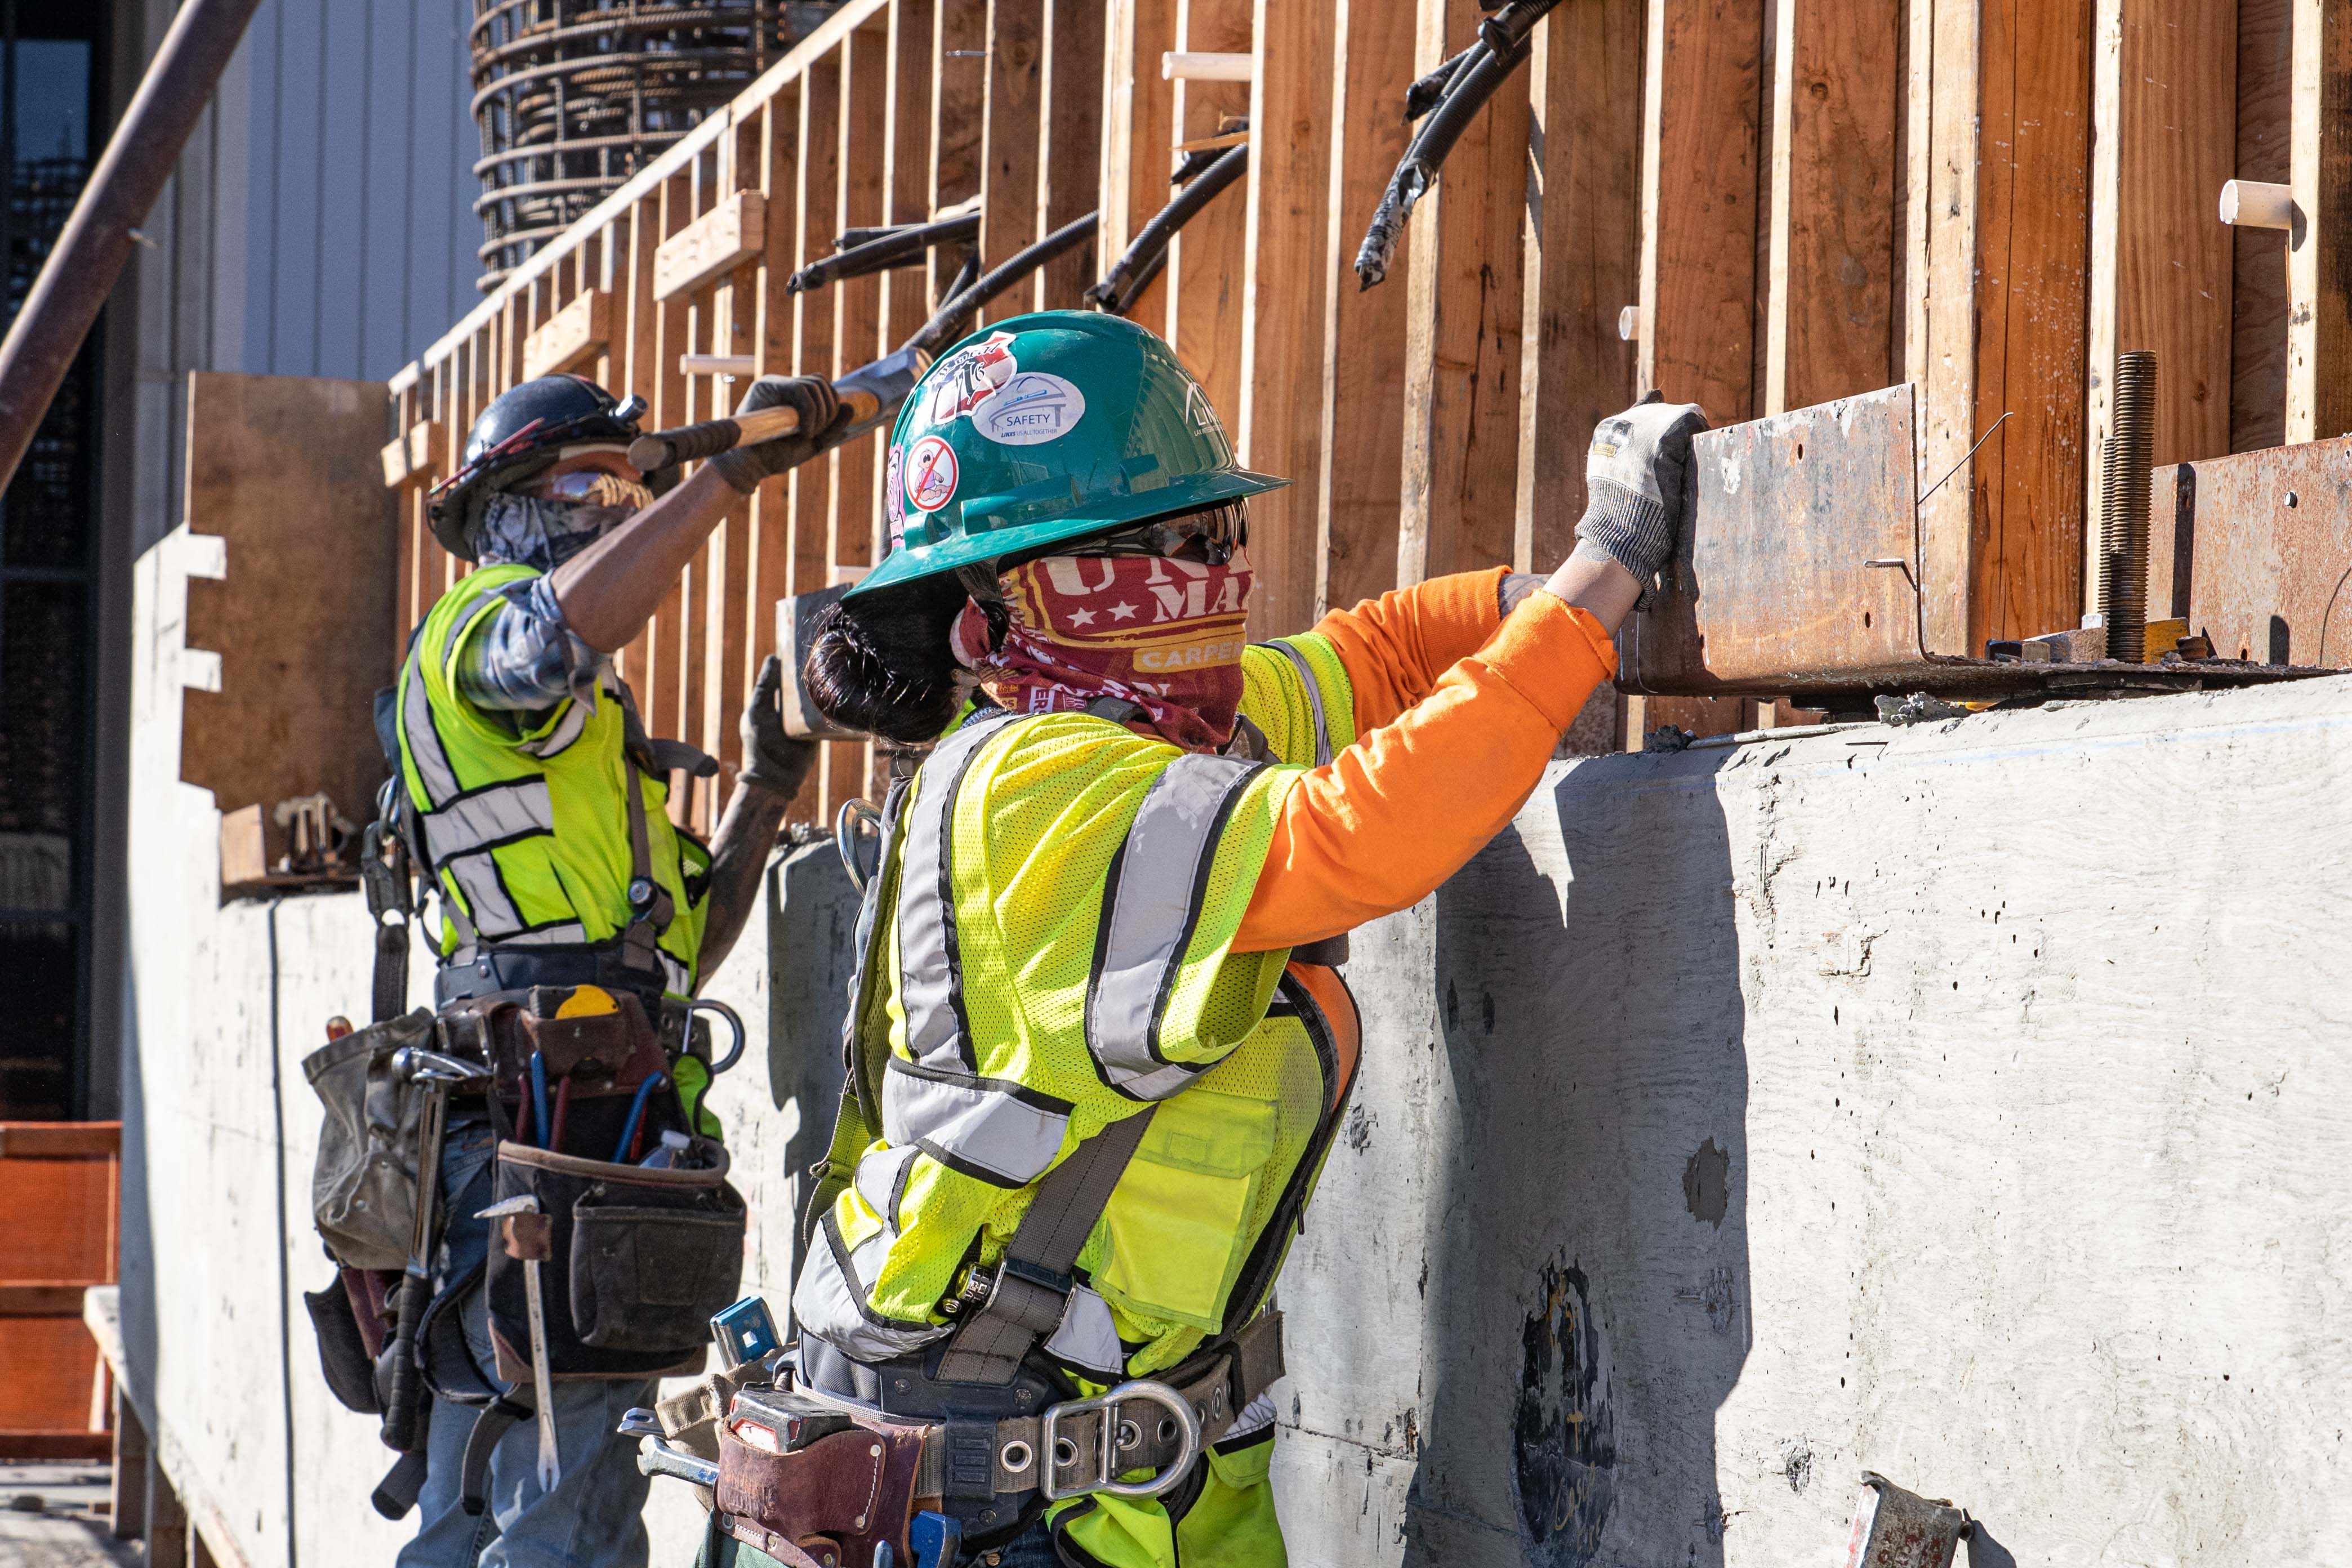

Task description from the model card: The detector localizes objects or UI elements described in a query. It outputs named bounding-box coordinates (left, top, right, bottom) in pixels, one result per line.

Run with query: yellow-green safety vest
left=792, top=633, right=1364, bottom=1568
left=395, top=563, right=711, bottom=997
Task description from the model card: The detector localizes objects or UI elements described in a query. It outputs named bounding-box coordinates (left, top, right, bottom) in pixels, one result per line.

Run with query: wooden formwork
left=385, top=0, right=2311, bottom=791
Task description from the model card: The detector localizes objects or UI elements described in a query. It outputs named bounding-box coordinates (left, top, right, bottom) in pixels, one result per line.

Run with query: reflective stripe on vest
left=1269, top=640, right=1335, bottom=766
left=792, top=1207, right=948, bottom=1362
left=897, top=708, right=1021, bottom=1073
left=882, top=1058, right=1072, bottom=1188
left=1084, top=753, right=1264, bottom=1101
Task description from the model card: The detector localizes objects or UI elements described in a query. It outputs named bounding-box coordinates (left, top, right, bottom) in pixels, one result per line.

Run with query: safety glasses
left=1067, top=502, right=1249, bottom=565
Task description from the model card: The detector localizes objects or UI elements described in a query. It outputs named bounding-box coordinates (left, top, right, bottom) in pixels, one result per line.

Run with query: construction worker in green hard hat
left=707, top=311, right=1704, bottom=1568
left=382, top=368, right=849, bottom=1568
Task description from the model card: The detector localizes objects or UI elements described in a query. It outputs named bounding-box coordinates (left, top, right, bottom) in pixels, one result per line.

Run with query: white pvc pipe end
left=1161, top=51, right=1253, bottom=82
left=2219, top=179, right=2292, bottom=230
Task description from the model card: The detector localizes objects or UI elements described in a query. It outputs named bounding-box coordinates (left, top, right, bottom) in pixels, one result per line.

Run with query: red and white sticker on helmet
left=925, top=331, right=1019, bottom=425
left=883, top=443, right=907, bottom=546
left=905, top=435, right=959, bottom=513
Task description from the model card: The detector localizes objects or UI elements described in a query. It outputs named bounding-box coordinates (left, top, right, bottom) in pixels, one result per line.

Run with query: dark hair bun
left=802, top=574, right=970, bottom=743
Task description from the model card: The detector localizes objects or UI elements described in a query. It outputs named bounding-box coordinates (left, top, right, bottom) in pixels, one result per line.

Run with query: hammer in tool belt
left=379, top=1048, right=489, bottom=1454
left=477, top=1194, right=563, bottom=1491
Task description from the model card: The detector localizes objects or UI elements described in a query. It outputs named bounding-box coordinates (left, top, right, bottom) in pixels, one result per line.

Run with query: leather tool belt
left=691, top=1313, right=1285, bottom=1568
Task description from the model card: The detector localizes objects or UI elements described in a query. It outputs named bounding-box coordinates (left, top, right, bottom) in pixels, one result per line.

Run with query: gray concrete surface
left=125, top=530, right=2352, bottom=1565
left=0, top=1467, right=135, bottom=1568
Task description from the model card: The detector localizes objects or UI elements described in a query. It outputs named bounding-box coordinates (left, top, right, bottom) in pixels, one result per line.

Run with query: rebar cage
left=469, top=1, right=837, bottom=292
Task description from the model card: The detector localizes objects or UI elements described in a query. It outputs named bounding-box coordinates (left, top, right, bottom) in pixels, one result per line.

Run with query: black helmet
left=426, top=374, right=667, bottom=560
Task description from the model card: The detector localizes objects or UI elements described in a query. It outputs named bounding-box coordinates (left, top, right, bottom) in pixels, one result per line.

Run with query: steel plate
left=2157, top=439, right=2352, bottom=668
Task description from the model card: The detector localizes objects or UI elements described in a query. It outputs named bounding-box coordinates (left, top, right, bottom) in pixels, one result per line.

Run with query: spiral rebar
left=2099, top=351, right=2157, bottom=662
left=469, top=1, right=838, bottom=293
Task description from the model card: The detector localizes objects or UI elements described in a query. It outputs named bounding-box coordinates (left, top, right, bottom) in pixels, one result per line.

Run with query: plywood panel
left=0, top=1319, right=100, bottom=1431
left=181, top=375, right=399, bottom=857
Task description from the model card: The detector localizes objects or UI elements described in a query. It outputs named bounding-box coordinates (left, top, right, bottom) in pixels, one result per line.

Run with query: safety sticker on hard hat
left=973, top=371, right=1086, bottom=446
left=906, top=435, right=959, bottom=512
left=925, top=331, right=1019, bottom=425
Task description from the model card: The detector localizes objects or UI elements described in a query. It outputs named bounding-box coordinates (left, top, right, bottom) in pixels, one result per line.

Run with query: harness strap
left=933, top=1108, right=1157, bottom=1386
left=978, top=1309, right=1286, bottom=1492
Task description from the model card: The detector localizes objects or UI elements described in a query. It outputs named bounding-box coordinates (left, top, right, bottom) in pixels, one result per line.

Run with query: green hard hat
left=850, top=310, right=1288, bottom=599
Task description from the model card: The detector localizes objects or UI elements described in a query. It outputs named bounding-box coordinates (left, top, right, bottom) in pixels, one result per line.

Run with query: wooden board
left=929, top=0, right=988, bottom=308
left=978, top=0, right=1045, bottom=322
left=1396, top=0, right=1529, bottom=585
left=1640, top=0, right=1765, bottom=424
left=1515, top=0, right=1642, bottom=576
left=1237, top=0, right=1335, bottom=638
left=1100, top=0, right=1182, bottom=328
left=518, top=287, right=612, bottom=380
left=653, top=190, right=768, bottom=302
left=2233, top=0, right=2292, bottom=454
left=376, top=420, right=444, bottom=491
left=1764, top=0, right=1899, bottom=413
left=2082, top=0, right=2237, bottom=604
left=181, top=375, right=398, bottom=880
left=2285, top=1, right=2352, bottom=444
left=1165, top=0, right=1253, bottom=423
left=1035, top=0, right=1106, bottom=310
left=1316, top=0, right=1418, bottom=615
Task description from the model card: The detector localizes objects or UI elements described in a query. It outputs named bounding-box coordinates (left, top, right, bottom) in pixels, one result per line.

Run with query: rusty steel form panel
left=2159, top=438, right=2352, bottom=667
left=469, top=1, right=818, bottom=292
left=1619, top=385, right=1925, bottom=694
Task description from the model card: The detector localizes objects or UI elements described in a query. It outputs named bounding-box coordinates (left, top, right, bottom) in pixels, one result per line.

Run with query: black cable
left=1085, top=140, right=1249, bottom=315
left=1352, top=0, right=1565, bottom=290
left=909, top=210, right=1102, bottom=358
left=788, top=211, right=982, bottom=295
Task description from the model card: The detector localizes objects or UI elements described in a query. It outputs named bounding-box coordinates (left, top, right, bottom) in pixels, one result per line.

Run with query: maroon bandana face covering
left=948, top=550, right=1256, bottom=751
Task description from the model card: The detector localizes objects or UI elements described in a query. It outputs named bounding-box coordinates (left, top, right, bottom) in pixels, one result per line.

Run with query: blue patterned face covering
left=471, top=491, right=643, bottom=572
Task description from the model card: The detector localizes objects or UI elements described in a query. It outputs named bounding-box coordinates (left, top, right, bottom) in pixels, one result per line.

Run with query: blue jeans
left=398, top=1119, right=657, bottom=1568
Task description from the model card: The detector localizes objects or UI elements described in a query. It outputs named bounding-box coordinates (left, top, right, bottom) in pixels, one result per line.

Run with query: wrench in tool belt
left=478, top=1194, right=562, bottom=1491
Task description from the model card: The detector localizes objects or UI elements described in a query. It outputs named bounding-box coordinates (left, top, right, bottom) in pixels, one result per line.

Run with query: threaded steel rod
left=2099, top=351, right=2157, bottom=662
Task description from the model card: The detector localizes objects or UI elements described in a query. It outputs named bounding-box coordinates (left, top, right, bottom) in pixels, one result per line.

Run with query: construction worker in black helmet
left=386, top=369, right=842, bottom=1568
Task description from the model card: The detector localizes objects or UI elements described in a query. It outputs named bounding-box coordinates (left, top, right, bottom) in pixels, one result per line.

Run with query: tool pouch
left=302, top=1008, right=439, bottom=1270
left=714, top=1409, right=934, bottom=1568
left=485, top=1142, right=747, bottom=1382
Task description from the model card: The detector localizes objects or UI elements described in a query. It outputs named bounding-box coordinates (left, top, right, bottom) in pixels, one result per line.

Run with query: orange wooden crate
left=0, top=1122, right=118, bottom=1442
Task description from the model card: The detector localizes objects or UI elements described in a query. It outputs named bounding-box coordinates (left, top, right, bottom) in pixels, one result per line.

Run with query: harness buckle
left=1037, top=1380, right=1201, bottom=1502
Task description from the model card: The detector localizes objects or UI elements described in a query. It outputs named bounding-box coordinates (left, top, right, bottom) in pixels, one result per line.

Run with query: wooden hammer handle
left=625, top=387, right=884, bottom=473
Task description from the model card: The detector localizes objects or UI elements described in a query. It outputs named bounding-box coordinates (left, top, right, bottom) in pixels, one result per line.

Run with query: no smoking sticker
left=906, top=435, right=959, bottom=513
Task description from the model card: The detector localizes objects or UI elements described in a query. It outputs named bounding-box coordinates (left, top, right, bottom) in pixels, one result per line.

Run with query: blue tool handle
left=529, top=1052, right=550, bottom=1151
left=910, top=1510, right=961, bottom=1568
left=612, top=1073, right=666, bottom=1163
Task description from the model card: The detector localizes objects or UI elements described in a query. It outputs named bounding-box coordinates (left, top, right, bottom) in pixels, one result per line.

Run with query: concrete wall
left=125, top=528, right=2352, bottom=1566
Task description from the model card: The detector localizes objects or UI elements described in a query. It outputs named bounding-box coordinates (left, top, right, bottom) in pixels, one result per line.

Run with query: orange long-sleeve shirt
left=1234, top=567, right=1617, bottom=951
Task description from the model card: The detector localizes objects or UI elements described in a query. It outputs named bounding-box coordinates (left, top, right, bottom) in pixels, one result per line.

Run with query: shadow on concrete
left=1402, top=747, right=1750, bottom=1567
left=764, top=843, right=858, bottom=1237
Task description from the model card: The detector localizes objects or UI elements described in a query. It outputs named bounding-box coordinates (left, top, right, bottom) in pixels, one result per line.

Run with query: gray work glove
left=737, top=654, right=819, bottom=798
left=1571, top=390, right=1709, bottom=603
left=710, top=375, right=843, bottom=495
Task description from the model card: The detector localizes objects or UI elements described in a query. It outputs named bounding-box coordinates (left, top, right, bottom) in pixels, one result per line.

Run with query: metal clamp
left=689, top=997, right=746, bottom=1075
left=636, top=1433, right=720, bottom=1489
left=1039, top=1380, right=1202, bottom=1502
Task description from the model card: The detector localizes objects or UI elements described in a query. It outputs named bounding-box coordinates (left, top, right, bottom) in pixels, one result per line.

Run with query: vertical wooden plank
left=1316, top=0, right=1418, bottom=615
left=1911, top=0, right=2095, bottom=653
left=1763, top=0, right=1899, bottom=413
left=1168, top=0, right=1254, bottom=433
left=748, top=92, right=804, bottom=712
left=1237, top=0, right=1335, bottom=638
left=931, top=0, right=989, bottom=309
left=620, top=198, right=663, bottom=696
left=794, top=57, right=846, bottom=607
left=701, top=123, right=765, bottom=830
left=2233, top=0, right=2291, bottom=454
left=1099, top=0, right=1181, bottom=326
left=1036, top=0, right=1107, bottom=309
left=2081, top=0, right=2237, bottom=608
left=883, top=0, right=941, bottom=379
left=835, top=30, right=890, bottom=583
left=647, top=173, right=697, bottom=745
left=979, top=0, right=1046, bottom=321
left=2285, top=0, right=2352, bottom=444
left=1515, top=0, right=1643, bottom=578
left=1396, top=0, right=1531, bottom=586
left=1639, top=0, right=1766, bottom=422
